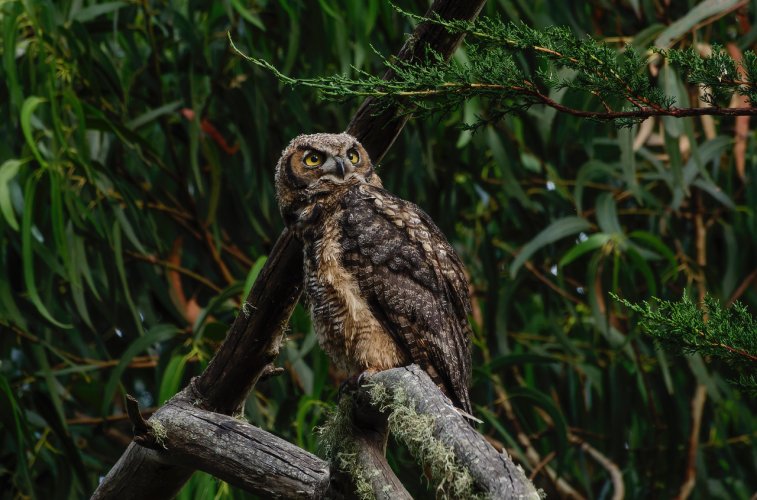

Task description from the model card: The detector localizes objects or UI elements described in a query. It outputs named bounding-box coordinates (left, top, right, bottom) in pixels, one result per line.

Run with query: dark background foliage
left=0, top=0, right=754, bottom=498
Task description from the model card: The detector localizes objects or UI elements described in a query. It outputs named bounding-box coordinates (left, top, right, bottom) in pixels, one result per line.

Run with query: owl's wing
left=340, top=184, right=472, bottom=413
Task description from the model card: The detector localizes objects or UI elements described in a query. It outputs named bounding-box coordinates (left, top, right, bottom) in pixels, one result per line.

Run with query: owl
left=275, top=133, right=472, bottom=413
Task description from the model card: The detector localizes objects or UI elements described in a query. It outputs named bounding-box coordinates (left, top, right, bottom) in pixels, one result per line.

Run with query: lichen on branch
left=317, top=384, right=482, bottom=500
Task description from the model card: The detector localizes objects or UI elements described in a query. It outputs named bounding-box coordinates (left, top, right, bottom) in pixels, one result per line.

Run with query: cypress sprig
left=230, top=9, right=757, bottom=127
left=614, top=293, right=757, bottom=393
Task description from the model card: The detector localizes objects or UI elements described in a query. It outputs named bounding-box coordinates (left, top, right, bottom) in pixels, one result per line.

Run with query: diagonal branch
left=92, top=1, right=489, bottom=498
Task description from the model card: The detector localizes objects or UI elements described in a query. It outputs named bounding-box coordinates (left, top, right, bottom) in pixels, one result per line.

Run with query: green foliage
left=662, top=45, right=745, bottom=106
left=615, top=293, right=757, bottom=392
left=0, top=1, right=755, bottom=499
left=244, top=8, right=757, bottom=127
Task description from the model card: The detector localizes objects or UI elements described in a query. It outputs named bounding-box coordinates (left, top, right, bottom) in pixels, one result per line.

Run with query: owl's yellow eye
left=348, top=149, right=359, bottom=164
left=303, top=152, right=323, bottom=167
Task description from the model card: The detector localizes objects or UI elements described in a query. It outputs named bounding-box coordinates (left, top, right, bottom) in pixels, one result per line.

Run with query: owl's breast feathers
left=301, top=180, right=472, bottom=413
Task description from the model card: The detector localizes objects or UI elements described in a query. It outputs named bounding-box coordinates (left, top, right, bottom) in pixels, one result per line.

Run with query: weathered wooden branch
left=362, top=366, right=541, bottom=499
left=96, top=366, right=537, bottom=499
left=140, top=399, right=330, bottom=498
left=92, top=1, right=492, bottom=498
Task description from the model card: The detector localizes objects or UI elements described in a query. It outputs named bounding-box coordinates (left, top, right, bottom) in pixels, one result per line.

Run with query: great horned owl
left=275, top=133, right=472, bottom=413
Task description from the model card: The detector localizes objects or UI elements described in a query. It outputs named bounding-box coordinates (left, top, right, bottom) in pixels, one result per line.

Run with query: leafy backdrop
left=0, top=0, right=754, bottom=498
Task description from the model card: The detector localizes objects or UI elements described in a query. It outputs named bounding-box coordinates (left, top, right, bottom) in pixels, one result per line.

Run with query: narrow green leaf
left=230, top=0, right=266, bottom=30
left=193, top=283, right=243, bottom=340
left=655, top=0, right=741, bottom=47
left=510, top=216, right=591, bottom=276
left=692, top=178, right=735, bottom=209
left=559, top=233, right=612, bottom=267
left=0, top=374, right=34, bottom=495
left=486, top=127, right=536, bottom=209
left=73, top=233, right=101, bottom=300
left=112, top=221, right=145, bottom=337
left=476, top=406, right=520, bottom=452
left=49, top=170, right=70, bottom=276
left=0, top=159, right=25, bottom=231
left=101, top=324, right=180, bottom=416
left=295, top=397, right=327, bottom=448
left=626, top=246, right=657, bottom=297
left=0, top=245, right=26, bottom=328
left=21, top=176, right=72, bottom=328
left=661, top=64, right=684, bottom=137
left=20, top=96, right=48, bottom=168
left=595, top=193, right=623, bottom=236
left=2, top=2, right=23, bottom=111
left=114, top=207, right=148, bottom=254
left=478, top=353, right=561, bottom=375
left=574, top=160, right=616, bottom=214
left=31, top=345, right=67, bottom=432
left=158, top=353, right=189, bottom=405
left=126, top=100, right=182, bottom=130
left=508, top=386, right=569, bottom=463
left=242, top=255, right=267, bottom=300
left=71, top=1, right=127, bottom=22
left=628, top=230, right=677, bottom=278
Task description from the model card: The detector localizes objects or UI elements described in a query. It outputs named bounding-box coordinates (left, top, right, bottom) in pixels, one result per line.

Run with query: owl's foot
left=337, top=369, right=377, bottom=401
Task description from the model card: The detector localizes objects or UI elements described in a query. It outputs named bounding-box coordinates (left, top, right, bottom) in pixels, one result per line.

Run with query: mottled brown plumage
left=275, top=133, right=472, bottom=413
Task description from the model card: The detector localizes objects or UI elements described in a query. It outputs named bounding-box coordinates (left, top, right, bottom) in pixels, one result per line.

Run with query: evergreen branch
left=613, top=293, right=757, bottom=391
left=230, top=12, right=757, bottom=127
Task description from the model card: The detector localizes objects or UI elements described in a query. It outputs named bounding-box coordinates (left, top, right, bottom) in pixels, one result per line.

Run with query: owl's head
left=275, top=133, right=382, bottom=226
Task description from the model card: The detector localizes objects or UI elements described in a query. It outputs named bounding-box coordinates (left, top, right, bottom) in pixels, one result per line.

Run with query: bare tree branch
left=363, top=366, right=541, bottom=499
left=97, top=367, right=538, bottom=499
left=144, top=399, right=331, bottom=499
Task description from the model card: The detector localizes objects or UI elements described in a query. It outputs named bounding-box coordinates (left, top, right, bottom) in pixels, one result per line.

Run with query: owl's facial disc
left=297, top=147, right=359, bottom=184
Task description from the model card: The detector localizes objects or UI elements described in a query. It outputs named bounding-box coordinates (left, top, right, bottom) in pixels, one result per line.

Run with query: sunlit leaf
left=158, top=352, right=189, bottom=405
left=559, top=233, right=612, bottom=267
left=20, top=96, right=48, bottom=168
left=0, top=159, right=25, bottom=231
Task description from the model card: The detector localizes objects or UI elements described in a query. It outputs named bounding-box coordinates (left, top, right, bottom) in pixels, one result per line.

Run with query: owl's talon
left=337, top=370, right=376, bottom=402
left=356, top=369, right=376, bottom=387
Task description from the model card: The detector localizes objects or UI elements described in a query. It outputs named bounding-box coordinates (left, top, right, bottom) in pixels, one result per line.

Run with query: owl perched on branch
left=275, top=133, right=472, bottom=413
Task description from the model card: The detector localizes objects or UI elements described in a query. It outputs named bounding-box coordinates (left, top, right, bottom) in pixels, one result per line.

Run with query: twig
left=726, top=267, right=757, bottom=307
left=67, top=408, right=157, bottom=426
left=125, top=394, right=150, bottom=441
left=675, top=384, right=708, bottom=500
left=528, top=451, right=556, bottom=480
left=126, top=250, right=223, bottom=293
left=492, top=378, right=585, bottom=499
left=570, top=435, right=625, bottom=500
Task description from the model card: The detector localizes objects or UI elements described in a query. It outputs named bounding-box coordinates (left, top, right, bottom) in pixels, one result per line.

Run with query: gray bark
left=95, top=366, right=537, bottom=499
left=144, top=400, right=330, bottom=498
left=364, top=366, right=542, bottom=499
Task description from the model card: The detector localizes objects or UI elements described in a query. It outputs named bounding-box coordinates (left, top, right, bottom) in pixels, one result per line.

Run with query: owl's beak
left=322, top=156, right=353, bottom=180
left=334, top=157, right=346, bottom=178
